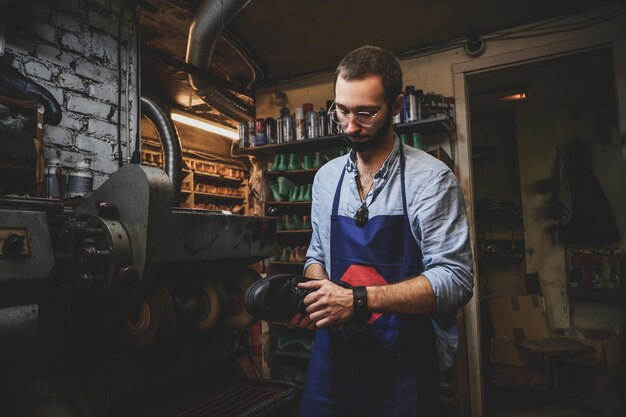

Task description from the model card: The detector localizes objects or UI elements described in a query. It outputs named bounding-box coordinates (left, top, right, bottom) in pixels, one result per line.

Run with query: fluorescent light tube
left=171, top=112, right=238, bottom=140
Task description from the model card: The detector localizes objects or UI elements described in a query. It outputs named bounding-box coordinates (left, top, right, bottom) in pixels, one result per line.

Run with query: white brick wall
left=5, top=0, right=138, bottom=188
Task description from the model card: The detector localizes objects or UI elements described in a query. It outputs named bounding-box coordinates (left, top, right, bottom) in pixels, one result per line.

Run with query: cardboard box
left=573, top=328, right=622, bottom=369
left=490, top=337, right=530, bottom=367
left=488, top=294, right=549, bottom=340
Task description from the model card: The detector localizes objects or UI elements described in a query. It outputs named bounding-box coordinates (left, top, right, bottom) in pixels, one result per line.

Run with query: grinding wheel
left=125, top=289, right=161, bottom=348
left=224, top=269, right=259, bottom=329
left=195, top=282, right=222, bottom=332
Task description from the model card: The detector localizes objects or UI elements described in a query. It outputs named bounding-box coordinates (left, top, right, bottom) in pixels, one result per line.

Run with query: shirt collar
left=345, top=136, right=401, bottom=179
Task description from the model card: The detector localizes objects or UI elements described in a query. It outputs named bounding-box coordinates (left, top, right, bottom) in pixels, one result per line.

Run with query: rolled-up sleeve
left=305, top=172, right=326, bottom=272
left=412, top=170, right=474, bottom=314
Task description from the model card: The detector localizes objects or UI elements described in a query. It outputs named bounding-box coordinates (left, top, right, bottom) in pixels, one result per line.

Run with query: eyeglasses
left=327, top=100, right=390, bottom=128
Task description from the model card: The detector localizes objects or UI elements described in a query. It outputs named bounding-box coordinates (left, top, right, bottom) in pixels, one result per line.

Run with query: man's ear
left=392, top=94, right=404, bottom=116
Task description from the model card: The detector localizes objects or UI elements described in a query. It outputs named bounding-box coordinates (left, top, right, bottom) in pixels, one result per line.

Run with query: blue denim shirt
left=305, top=138, right=474, bottom=314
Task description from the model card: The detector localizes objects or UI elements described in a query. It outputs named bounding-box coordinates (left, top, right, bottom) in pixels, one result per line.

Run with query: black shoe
left=244, top=274, right=351, bottom=322
left=244, top=274, right=314, bottom=322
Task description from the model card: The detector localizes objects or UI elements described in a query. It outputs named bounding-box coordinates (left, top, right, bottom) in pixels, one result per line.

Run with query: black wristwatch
left=352, top=286, right=370, bottom=320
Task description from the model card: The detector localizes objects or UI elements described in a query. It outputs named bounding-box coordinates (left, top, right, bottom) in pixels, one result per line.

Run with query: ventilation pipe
left=140, top=96, right=182, bottom=202
left=185, top=0, right=255, bottom=123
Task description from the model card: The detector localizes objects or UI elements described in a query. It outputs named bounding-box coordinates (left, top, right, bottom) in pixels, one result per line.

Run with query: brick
left=75, top=133, right=115, bottom=156
left=91, top=156, right=119, bottom=175
left=26, top=20, right=57, bottom=43
left=43, top=125, right=74, bottom=147
left=87, top=118, right=118, bottom=138
left=89, top=32, right=117, bottom=62
left=89, top=83, right=117, bottom=104
left=58, top=113, right=86, bottom=131
left=23, top=61, right=54, bottom=82
left=52, top=11, right=81, bottom=33
left=58, top=73, right=85, bottom=92
left=61, top=32, right=84, bottom=54
left=66, top=93, right=111, bottom=118
left=93, top=173, right=110, bottom=188
left=38, top=80, right=65, bottom=108
left=87, top=10, right=116, bottom=35
left=36, top=44, right=79, bottom=67
left=75, top=59, right=116, bottom=83
left=6, top=36, right=37, bottom=55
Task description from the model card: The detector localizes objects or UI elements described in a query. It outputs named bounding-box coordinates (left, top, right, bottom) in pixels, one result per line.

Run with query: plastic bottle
left=66, top=159, right=94, bottom=198
left=44, top=158, right=63, bottom=199
left=280, top=108, right=294, bottom=142
left=294, top=107, right=305, bottom=140
left=303, top=103, right=318, bottom=139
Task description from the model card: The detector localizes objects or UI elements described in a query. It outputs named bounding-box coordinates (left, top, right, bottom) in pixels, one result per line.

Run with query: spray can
left=238, top=122, right=249, bottom=148
left=295, top=107, right=305, bottom=140
left=405, top=85, right=417, bottom=122
left=248, top=120, right=256, bottom=147
left=416, top=89, right=424, bottom=120
left=67, top=159, right=94, bottom=198
left=327, top=100, right=338, bottom=134
left=255, top=119, right=267, bottom=146
left=44, top=158, right=63, bottom=199
left=303, top=103, right=318, bottom=139
left=318, top=108, right=328, bottom=137
left=280, top=107, right=294, bottom=142
left=265, top=117, right=277, bottom=144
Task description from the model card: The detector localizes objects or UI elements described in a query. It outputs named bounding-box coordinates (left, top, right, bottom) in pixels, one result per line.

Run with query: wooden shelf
left=270, top=261, right=305, bottom=267
left=568, top=287, right=626, bottom=302
left=194, top=192, right=245, bottom=200
left=235, top=134, right=347, bottom=156
left=267, top=201, right=311, bottom=206
left=276, top=229, right=312, bottom=235
left=194, top=170, right=244, bottom=183
left=393, top=116, right=454, bottom=135
left=265, top=169, right=317, bottom=181
left=274, top=350, right=311, bottom=360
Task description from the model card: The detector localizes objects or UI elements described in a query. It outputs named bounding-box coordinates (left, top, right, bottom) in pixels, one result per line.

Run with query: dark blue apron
left=300, top=144, right=440, bottom=417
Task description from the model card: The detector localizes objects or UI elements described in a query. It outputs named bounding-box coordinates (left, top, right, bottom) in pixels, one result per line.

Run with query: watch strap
left=352, top=286, right=370, bottom=320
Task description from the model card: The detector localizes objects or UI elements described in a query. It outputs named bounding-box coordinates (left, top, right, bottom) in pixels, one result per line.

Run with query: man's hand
left=298, top=279, right=354, bottom=328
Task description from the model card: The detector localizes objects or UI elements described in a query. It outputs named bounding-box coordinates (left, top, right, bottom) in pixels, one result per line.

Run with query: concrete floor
left=486, top=388, right=621, bottom=417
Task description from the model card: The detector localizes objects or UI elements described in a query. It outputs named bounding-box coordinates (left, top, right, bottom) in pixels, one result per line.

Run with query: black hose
left=0, top=65, right=62, bottom=125
left=140, top=96, right=182, bottom=202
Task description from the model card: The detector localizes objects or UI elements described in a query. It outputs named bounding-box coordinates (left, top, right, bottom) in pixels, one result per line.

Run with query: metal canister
left=238, top=122, right=249, bottom=148
left=248, top=120, right=256, bottom=147
left=44, top=158, right=63, bottom=199
left=265, top=117, right=277, bottom=144
left=255, top=118, right=267, bottom=146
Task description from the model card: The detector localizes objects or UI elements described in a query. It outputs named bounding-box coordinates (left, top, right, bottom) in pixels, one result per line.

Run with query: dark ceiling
left=139, top=0, right=619, bottom=126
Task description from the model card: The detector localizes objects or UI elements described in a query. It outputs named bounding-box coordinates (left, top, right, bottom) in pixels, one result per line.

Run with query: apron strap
left=331, top=165, right=347, bottom=216
left=332, top=141, right=410, bottom=217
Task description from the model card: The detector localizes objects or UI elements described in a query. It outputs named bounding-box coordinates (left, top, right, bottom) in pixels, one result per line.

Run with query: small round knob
left=2, top=233, right=25, bottom=256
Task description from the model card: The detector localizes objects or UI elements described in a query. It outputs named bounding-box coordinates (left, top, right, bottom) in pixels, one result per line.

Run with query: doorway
left=465, top=48, right=624, bottom=416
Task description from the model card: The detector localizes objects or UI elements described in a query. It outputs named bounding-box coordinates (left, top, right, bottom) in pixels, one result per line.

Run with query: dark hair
left=334, top=45, right=403, bottom=101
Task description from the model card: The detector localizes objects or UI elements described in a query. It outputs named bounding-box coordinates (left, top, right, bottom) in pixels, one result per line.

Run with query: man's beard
left=343, top=110, right=393, bottom=153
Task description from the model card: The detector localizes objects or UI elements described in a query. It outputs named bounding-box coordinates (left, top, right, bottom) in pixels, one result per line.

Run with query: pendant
left=354, top=203, right=369, bottom=227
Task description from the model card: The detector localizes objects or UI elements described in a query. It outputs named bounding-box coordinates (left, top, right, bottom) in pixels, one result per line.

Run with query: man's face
left=334, top=75, right=396, bottom=152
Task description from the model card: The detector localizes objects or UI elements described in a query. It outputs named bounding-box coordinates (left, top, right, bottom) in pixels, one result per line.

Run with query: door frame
left=451, top=28, right=626, bottom=417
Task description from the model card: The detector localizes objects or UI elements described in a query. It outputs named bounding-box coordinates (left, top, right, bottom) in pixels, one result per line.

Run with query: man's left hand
left=298, top=280, right=354, bottom=328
